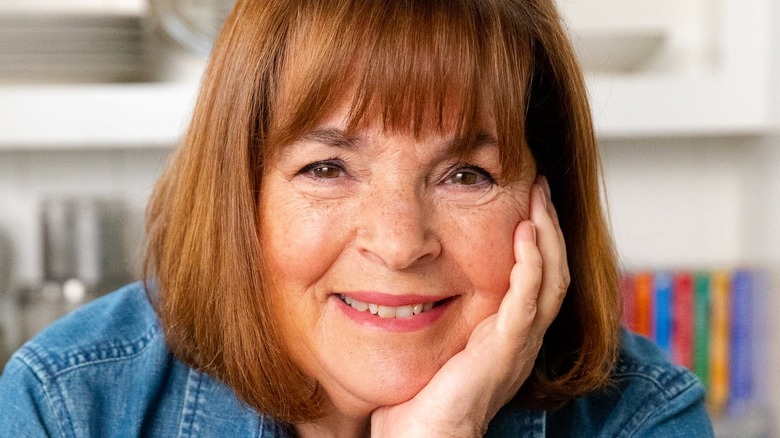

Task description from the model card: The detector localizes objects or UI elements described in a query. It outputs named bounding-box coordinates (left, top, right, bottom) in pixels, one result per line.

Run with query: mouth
left=337, top=294, right=452, bottom=319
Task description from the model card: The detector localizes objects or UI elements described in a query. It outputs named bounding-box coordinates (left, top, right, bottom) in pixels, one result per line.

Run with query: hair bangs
left=268, top=0, right=535, bottom=177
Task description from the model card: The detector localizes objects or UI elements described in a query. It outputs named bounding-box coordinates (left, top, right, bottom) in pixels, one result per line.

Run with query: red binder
left=672, top=272, right=694, bottom=369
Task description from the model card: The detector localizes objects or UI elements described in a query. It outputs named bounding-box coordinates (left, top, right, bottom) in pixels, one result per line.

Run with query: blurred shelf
left=586, top=74, right=771, bottom=139
left=0, top=82, right=198, bottom=149
left=0, top=0, right=144, bottom=15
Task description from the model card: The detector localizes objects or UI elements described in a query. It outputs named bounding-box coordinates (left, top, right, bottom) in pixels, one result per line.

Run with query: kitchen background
left=0, top=0, right=777, bottom=436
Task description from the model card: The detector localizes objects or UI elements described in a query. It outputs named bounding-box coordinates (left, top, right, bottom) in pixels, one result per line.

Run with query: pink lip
left=332, top=292, right=455, bottom=333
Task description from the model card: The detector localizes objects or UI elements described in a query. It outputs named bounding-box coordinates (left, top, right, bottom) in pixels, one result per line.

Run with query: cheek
left=466, top=223, right=516, bottom=295
left=443, top=200, right=526, bottom=301
left=261, top=198, right=347, bottom=290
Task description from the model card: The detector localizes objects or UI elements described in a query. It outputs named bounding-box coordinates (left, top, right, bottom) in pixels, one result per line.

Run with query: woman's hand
left=370, top=176, right=570, bottom=437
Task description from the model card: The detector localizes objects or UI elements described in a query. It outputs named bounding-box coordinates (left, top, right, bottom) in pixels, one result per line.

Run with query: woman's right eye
left=299, top=161, right=346, bottom=180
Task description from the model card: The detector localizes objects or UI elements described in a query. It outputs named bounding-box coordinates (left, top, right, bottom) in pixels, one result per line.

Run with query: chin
left=369, top=371, right=433, bottom=405
left=320, top=353, right=449, bottom=415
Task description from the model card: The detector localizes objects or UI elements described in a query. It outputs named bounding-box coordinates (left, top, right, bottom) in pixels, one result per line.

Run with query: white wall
left=602, top=138, right=746, bottom=269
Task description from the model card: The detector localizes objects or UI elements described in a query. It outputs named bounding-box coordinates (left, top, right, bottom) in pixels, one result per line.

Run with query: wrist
left=370, top=407, right=487, bottom=438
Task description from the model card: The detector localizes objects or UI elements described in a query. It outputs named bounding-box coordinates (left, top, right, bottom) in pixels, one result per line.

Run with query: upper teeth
left=339, top=294, right=434, bottom=318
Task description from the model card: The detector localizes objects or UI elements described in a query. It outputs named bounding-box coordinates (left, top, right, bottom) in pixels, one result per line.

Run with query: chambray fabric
left=0, top=282, right=713, bottom=437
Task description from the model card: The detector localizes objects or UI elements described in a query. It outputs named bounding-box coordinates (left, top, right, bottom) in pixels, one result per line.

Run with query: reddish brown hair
left=145, top=0, right=621, bottom=423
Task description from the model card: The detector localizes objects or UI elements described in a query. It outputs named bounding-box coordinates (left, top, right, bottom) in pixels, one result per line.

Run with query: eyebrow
left=301, top=128, right=365, bottom=150
left=298, top=127, right=499, bottom=154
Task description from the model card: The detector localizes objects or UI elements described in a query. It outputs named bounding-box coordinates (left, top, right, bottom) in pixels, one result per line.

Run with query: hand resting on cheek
left=371, top=176, right=569, bottom=437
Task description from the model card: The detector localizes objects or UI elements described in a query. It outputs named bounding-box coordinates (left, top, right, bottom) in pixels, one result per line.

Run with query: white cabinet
left=562, top=0, right=774, bottom=137
left=0, top=0, right=772, bottom=149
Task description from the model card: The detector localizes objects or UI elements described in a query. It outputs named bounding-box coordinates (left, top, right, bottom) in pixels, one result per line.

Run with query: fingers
left=496, top=220, right=542, bottom=339
left=529, top=175, right=570, bottom=331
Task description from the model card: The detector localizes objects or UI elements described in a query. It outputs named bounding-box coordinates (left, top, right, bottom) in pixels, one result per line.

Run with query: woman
left=0, top=0, right=713, bottom=436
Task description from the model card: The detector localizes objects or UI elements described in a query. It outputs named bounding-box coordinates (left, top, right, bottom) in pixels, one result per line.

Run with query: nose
left=355, top=185, right=441, bottom=270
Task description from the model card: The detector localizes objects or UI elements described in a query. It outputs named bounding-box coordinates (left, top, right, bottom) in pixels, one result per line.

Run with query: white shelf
left=0, top=82, right=199, bottom=149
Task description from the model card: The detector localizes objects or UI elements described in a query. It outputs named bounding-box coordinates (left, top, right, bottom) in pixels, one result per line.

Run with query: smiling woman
left=153, top=0, right=605, bottom=422
left=0, top=0, right=713, bottom=437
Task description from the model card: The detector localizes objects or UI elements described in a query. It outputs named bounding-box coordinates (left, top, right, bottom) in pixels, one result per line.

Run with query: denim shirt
left=0, top=282, right=713, bottom=437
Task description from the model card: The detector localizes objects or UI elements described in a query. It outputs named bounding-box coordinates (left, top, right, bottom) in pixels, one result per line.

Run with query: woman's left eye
left=298, top=160, right=347, bottom=180
left=444, top=165, right=495, bottom=187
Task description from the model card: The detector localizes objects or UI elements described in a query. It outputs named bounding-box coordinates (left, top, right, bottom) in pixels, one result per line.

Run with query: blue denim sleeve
left=632, top=377, right=714, bottom=437
left=0, top=354, right=64, bottom=437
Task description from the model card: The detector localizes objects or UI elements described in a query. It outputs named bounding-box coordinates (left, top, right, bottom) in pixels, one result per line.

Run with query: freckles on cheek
left=264, top=201, right=342, bottom=288
left=479, top=235, right=515, bottom=294
left=453, top=217, right=517, bottom=298
left=447, top=191, right=528, bottom=297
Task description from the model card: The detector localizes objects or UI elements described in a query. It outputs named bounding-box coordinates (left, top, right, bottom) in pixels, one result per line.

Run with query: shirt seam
left=537, top=410, right=546, bottom=437
left=611, top=368, right=694, bottom=400
left=16, top=323, right=161, bottom=379
left=8, top=356, right=71, bottom=438
left=11, top=323, right=161, bottom=438
left=178, top=367, right=205, bottom=438
left=616, top=373, right=700, bottom=437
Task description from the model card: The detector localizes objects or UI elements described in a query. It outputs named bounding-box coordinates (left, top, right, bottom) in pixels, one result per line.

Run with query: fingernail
left=537, top=184, right=548, bottom=208
left=518, top=221, right=535, bottom=243
left=541, top=175, right=551, bottom=197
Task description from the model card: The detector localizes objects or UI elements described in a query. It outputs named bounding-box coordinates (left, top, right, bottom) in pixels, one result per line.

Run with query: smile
left=337, top=294, right=446, bottom=318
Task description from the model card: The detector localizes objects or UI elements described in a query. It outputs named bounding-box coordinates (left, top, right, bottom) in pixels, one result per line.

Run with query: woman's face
left=260, top=108, right=536, bottom=417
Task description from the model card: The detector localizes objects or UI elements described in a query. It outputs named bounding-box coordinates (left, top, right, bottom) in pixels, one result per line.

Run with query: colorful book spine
left=620, top=273, right=636, bottom=331
left=708, top=270, right=730, bottom=415
left=622, top=268, right=767, bottom=416
left=693, top=272, right=711, bottom=391
left=634, top=272, right=654, bottom=339
left=728, top=270, right=753, bottom=415
left=672, top=272, right=694, bottom=369
left=653, top=272, right=673, bottom=358
left=750, top=271, right=770, bottom=407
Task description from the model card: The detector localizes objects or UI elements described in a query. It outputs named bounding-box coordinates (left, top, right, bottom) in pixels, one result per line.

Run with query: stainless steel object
left=148, top=0, right=236, bottom=57
left=3, top=197, right=136, bottom=354
left=42, top=197, right=131, bottom=287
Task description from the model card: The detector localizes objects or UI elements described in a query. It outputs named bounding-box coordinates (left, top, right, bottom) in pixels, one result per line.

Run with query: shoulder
left=613, top=328, right=701, bottom=400
left=608, top=330, right=713, bottom=435
left=547, top=328, right=714, bottom=437
left=12, top=281, right=164, bottom=377
left=0, top=282, right=169, bottom=435
left=0, top=282, right=284, bottom=437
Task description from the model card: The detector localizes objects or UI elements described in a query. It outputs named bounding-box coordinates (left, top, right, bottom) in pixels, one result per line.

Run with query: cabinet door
left=560, top=0, right=773, bottom=137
